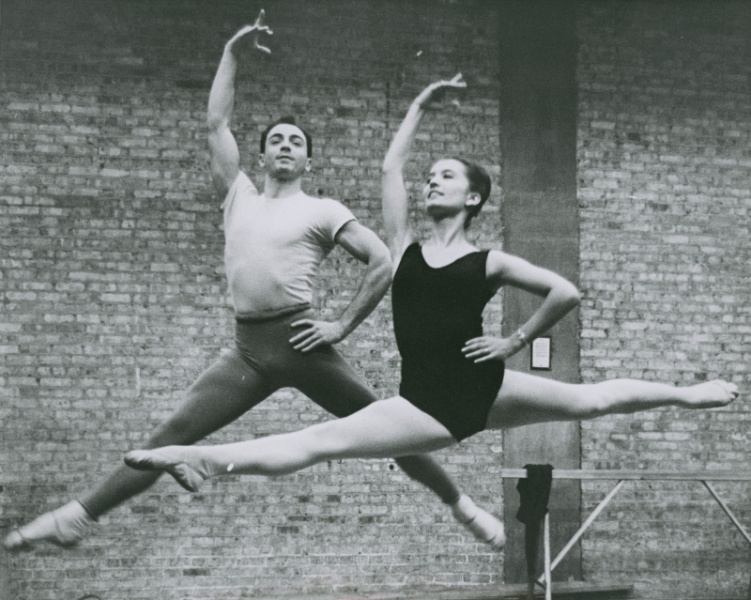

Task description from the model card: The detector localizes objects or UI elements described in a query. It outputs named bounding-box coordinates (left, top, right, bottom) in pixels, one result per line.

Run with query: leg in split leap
left=125, top=376, right=737, bottom=493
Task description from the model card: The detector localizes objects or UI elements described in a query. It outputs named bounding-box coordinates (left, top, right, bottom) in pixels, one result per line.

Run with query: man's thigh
left=289, top=345, right=380, bottom=418
left=149, top=348, right=275, bottom=444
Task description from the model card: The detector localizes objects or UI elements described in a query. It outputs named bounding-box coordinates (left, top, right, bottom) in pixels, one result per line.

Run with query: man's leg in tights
left=291, top=345, right=506, bottom=548
left=3, top=348, right=274, bottom=551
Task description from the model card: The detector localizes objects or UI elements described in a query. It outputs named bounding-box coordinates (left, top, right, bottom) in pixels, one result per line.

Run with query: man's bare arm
left=207, top=10, right=272, bottom=195
left=289, top=221, right=392, bottom=352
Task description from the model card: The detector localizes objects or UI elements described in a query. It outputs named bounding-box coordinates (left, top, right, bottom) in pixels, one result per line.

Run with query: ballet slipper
left=124, top=448, right=208, bottom=493
left=450, top=495, right=506, bottom=549
left=2, top=501, right=94, bottom=552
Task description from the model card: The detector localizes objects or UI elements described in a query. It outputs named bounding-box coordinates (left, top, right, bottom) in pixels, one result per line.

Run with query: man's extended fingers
left=289, top=327, right=316, bottom=344
left=254, top=9, right=273, bottom=36
left=290, top=319, right=313, bottom=328
left=255, top=43, right=271, bottom=55
left=290, top=321, right=315, bottom=341
left=294, top=336, right=321, bottom=352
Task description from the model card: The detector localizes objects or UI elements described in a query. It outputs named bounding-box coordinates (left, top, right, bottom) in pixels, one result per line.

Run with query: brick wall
left=2, top=1, right=750, bottom=599
left=0, top=1, right=503, bottom=599
left=578, top=1, right=751, bottom=598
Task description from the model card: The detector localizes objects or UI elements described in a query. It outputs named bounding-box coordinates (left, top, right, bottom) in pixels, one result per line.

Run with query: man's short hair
left=260, top=116, right=313, bottom=157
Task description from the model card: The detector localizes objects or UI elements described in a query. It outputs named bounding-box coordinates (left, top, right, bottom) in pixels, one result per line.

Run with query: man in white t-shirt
left=3, top=11, right=505, bottom=552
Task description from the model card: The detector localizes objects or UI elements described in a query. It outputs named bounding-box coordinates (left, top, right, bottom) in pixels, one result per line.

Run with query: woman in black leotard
left=392, top=243, right=503, bottom=441
left=123, top=76, right=739, bottom=520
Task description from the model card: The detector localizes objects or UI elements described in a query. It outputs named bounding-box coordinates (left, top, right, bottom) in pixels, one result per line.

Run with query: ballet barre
left=500, top=469, right=751, bottom=600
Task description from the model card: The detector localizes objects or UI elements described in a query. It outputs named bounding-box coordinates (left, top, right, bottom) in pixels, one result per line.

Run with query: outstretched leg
left=486, top=370, right=738, bottom=430
left=3, top=349, right=274, bottom=552
left=126, top=397, right=456, bottom=489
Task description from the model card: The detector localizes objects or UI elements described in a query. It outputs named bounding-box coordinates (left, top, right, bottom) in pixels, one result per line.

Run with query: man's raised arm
left=207, top=10, right=272, bottom=195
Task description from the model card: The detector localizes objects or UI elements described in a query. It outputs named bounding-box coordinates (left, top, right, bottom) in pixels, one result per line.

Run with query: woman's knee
left=575, top=383, right=618, bottom=419
left=282, top=421, right=346, bottom=464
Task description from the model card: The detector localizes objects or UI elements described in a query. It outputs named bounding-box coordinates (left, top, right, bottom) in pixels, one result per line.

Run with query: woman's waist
left=395, top=324, right=482, bottom=352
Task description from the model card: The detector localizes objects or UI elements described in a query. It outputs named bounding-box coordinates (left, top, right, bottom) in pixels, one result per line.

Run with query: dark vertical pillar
left=498, top=0, right=581, bottom=584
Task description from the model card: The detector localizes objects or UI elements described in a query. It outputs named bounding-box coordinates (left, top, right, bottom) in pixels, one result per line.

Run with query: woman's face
left=423, top=159, right=474, bottom=216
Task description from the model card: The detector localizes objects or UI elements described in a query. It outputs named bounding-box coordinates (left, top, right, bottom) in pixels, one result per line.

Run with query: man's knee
left=394, top=455, right=429, bottom=477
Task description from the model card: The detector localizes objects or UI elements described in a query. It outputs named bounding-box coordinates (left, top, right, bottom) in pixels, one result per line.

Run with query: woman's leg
left=3, top=349, right=274, bottom=551
left=292, top=345, right=465, bottom=501
left=290, top=347, right=504, bottom=548
left=125, top=397, right=457, bottom=492
left=486, top=371, right=738, bottom=430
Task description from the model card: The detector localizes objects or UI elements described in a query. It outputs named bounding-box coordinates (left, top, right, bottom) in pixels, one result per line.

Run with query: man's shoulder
left=235, top=171, right=260, bottom=195
left=225, top=171, right=260, bottom=202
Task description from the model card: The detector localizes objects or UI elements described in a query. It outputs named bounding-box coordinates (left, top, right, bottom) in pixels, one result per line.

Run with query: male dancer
left=3, top=12, right=505, bottom=552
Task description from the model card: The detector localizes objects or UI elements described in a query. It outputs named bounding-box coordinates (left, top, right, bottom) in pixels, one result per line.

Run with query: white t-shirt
left=222, top=172, right=356, bottom=318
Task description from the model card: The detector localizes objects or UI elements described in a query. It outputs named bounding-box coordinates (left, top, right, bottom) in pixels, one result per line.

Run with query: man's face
left=259, top=123, right=311, bottom=180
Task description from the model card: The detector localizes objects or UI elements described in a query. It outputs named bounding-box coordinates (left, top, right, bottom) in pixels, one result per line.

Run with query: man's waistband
left=234, top=302, right=311, bottom=324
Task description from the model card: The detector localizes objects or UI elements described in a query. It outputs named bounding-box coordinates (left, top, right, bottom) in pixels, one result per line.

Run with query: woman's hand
left=462, top=335, right=522, bottom=363
left=413, top=73, right=466, bottom=109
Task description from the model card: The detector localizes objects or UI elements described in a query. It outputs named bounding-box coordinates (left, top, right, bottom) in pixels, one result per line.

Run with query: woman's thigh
left=485, top=369, right=595, bottom=430
left=306, top=396, right=457, bottom=460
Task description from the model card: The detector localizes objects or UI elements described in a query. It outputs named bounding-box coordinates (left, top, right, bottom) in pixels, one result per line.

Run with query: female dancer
left=124, top=76, right=738, bottom=505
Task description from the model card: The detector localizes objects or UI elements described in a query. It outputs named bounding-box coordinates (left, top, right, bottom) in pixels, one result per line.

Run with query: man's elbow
left=371, top=246, right=394, bottom=284
left=206, top=114, right=228, bottom=134
left=382, top=155, right=402, bottom=175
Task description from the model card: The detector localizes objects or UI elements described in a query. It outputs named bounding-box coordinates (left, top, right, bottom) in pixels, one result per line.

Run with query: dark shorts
left=400, top=357, right=505, bottom=442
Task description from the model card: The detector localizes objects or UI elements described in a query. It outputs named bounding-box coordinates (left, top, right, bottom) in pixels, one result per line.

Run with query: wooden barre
left=499, top=469, right=751, bottom=482
left=506, top=468, right=751, bottom=596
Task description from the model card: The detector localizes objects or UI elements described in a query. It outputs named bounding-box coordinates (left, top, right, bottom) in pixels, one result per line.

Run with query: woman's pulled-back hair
left=451, top=157, right=491, bottom=226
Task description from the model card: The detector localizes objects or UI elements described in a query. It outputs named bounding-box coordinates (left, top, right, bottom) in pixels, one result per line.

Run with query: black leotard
left=392, top=243, right=505, bottom=441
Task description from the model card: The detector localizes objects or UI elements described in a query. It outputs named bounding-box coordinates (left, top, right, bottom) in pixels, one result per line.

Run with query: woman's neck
left=426, top=214, right=470, bottom=249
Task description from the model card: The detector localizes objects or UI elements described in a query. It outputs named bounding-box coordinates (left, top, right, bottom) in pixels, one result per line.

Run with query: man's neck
left=263, top=175, right=304, bottom=199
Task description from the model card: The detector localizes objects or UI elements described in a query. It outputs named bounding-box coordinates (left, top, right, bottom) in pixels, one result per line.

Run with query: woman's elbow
left=561, top=283, right=581, bottom=309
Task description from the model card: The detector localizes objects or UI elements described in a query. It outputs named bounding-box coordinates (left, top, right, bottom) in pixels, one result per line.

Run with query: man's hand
left=226, top=9, right=273, bottom=55
left=413, top=73, right=466, bottom=109
left=289, top=319, right=346, bottom=352
left=462, top=335, right=521, bottom=363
